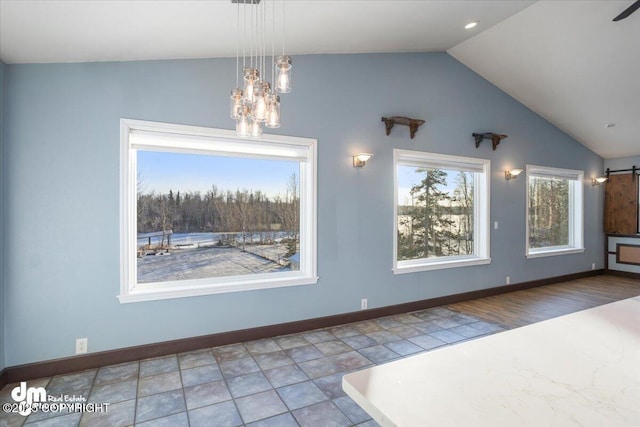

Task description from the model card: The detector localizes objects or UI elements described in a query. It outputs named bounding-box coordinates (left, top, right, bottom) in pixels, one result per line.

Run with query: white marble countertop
left=343, top=296, right=640, bottom=426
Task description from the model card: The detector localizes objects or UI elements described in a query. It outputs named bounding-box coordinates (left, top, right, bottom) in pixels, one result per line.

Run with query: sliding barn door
left=604, top=173, right=639, bottom=234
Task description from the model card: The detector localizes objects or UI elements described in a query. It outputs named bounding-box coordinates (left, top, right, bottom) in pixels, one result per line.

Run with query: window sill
left=118, top=274, right=319, bottom=303
left=393, top=256, right=492, bottom=275
left=526, top=247, right=585, bottom=259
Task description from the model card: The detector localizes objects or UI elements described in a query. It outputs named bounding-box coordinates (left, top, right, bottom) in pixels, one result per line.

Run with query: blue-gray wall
left=2, top=53, right=604, bottom=366
left=604, top=156, right=640, bottom=171
left=0, top=59, right=5, bottom=371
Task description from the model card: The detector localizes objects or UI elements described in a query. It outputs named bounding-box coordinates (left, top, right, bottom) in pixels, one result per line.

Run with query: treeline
left=137, top=175, right=300, bottom=239
left=398, top=169, right=474, bottom=260
left=528, top=176, right=569, bottom=247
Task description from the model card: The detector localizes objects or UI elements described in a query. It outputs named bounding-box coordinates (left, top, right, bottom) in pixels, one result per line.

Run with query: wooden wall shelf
left=472, top=132, right=508, bottom=151
left=381, top=116, right=425, bottom=139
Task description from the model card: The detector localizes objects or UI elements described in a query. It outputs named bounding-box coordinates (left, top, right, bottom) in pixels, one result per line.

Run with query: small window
left=393, top=149, right=491, bottom=273
left=120, top=119, right=317, bottom=302
left=526, top=165, right=584, bottom=258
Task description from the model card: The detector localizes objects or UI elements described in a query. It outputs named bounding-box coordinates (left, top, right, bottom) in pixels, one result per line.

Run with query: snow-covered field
left=137, top=245, right=290, bottom=283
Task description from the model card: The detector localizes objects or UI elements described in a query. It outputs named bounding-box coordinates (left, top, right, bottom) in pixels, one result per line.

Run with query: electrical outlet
left=76, top=338, right=88, bottom=354
left=361, top=298, right=368, bottom=310
left=592, top=263, right=596, bottom=270
left=506, top=276, right=511, bottom=285
left=494, top=221, right=499, bottom=230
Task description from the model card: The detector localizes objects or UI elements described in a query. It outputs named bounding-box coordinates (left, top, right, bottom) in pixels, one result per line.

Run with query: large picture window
left=393, top=149, right=491, bottom=273
left=526, top=165, right=584, bottom=258
left=120, top=119, right=317, bottom=302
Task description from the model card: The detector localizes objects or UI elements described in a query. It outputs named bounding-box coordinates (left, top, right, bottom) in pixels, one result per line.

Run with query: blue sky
left=397, top=166, right=470, bottom=205
left=137, top=150, right=299, bottom=198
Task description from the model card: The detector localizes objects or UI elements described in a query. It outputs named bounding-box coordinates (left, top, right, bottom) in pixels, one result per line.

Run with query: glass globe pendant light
left=230, top=88, right=244, bottom=119
left=236, top=105, right=250, bottom=137
left=253, top=81, right=270, bottom=122
left=243, top=67, right=259, bottom=105
left=249, top=116, right=263, bottom=138
left=230, top=0, right=291, bottom=136
left=275, top=55, right=292, bottom=93
left=265, top=94, right=280, bottom=128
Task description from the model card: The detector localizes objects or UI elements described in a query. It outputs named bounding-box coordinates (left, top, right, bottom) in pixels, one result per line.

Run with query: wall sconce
left=505, top=168, right=523, bottom=180
left=353, top=153, right=373, bottom=168
left=591, top=177, right=608, bottom=186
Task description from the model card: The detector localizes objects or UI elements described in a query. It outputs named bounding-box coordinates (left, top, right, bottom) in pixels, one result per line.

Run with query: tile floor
left=0, top=306, right=506, bottom=427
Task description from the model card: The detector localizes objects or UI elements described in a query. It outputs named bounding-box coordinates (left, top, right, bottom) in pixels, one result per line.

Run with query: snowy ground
left=137, top=245, right=290, bottom=283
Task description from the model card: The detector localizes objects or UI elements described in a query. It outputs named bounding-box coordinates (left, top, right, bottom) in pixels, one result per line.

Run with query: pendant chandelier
left=230, top=0, right=292, bottom=138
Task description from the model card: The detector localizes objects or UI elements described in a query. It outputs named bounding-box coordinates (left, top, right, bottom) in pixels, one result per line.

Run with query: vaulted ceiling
left=1, top=0, right=638, bottom=158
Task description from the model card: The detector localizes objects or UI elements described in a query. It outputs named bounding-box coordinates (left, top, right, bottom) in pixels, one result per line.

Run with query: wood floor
left=447, top=274, right=640, bottom=329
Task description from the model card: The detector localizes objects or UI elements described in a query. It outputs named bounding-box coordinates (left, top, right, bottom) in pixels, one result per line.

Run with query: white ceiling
left=449, top=1, right=640, bottom=159
left=1, top=0, right=638, bottom=158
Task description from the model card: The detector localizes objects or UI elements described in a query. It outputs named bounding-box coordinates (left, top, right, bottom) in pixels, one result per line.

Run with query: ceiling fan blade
left=613, top=0, right=640, bottom=21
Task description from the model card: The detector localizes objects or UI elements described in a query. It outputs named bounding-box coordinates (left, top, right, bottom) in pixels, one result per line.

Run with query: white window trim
left=525, top=164, right=584, bottom=259
left=392, top=149, right=491, bottom=274
left=119, top=119, right=318, bottom=303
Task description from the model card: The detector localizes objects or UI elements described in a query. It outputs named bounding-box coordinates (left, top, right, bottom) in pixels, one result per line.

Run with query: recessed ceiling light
left=465, top=21, right=479, bottom=29
left=605, top=123, right=616, bottom=128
